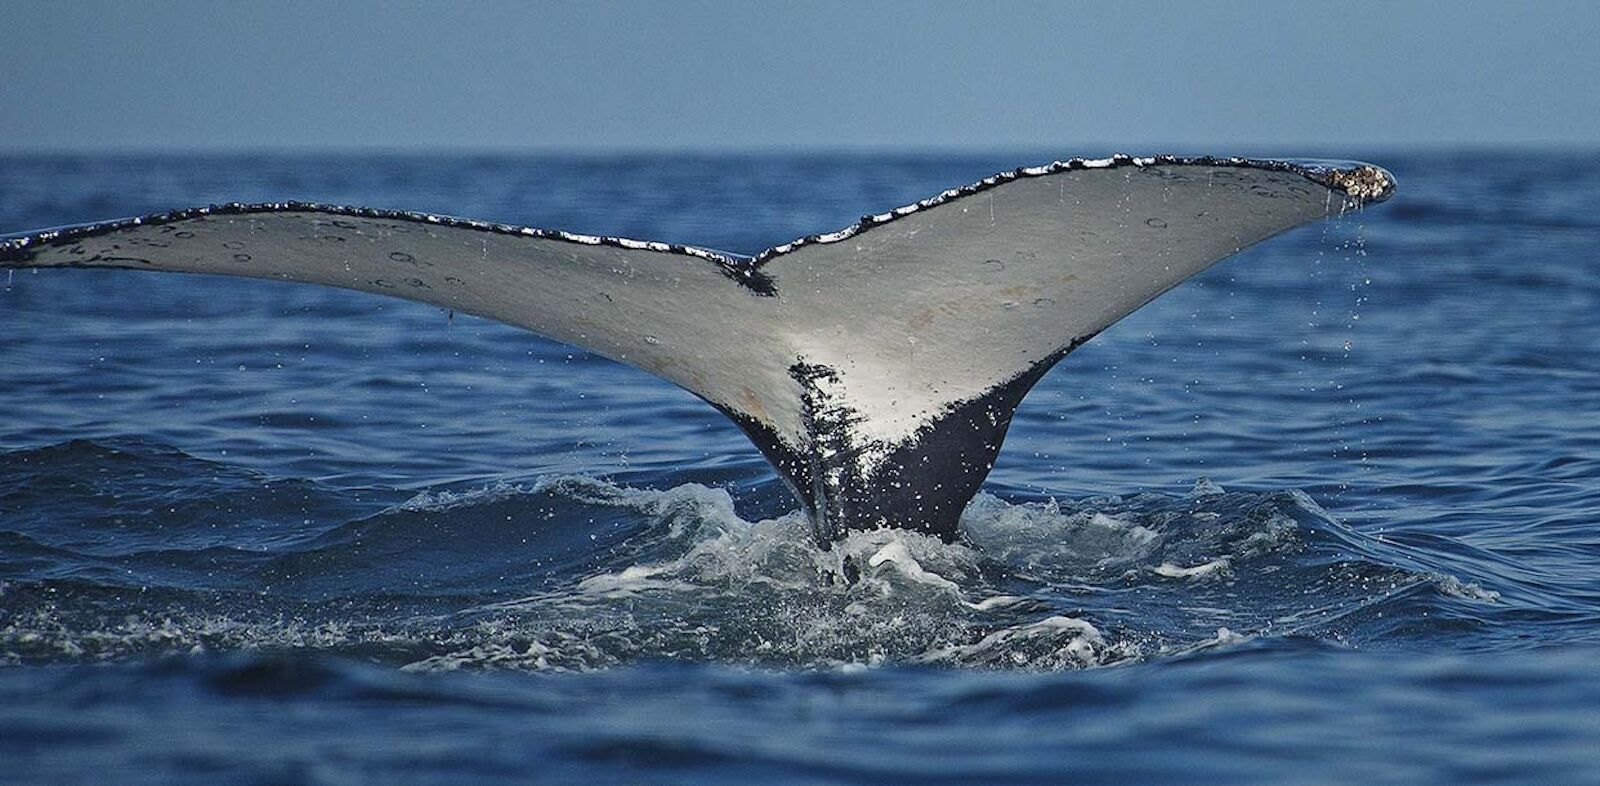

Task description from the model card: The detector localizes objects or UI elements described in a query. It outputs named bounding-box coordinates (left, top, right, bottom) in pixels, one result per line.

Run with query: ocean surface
left=0, top=151, right=1596, bottom=784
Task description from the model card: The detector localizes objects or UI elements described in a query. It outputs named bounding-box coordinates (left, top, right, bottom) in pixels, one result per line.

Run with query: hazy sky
left=3, top=0, right=1597, bottom=152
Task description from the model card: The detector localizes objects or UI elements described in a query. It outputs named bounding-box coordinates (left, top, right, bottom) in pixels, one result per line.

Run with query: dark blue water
left=2, top=152, right=1597, bottom=784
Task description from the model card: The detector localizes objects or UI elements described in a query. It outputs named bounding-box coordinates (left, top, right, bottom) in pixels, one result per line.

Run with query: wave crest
left=1, top=468, right=1502, bottom=672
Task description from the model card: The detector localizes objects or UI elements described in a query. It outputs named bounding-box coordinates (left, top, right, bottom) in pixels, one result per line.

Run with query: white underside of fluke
left=0, top=154, right=1395, bottom=539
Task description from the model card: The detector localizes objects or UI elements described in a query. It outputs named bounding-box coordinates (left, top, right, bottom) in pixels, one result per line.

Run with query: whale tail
left=0, top=155, right=1394, bottom=542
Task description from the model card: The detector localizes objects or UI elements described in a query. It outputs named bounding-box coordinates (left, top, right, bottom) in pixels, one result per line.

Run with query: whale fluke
left=0, top=155, right=1394, bottom=542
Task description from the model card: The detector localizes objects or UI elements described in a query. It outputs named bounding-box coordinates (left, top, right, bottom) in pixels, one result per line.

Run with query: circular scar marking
left=1146, top=217, right=1168, bottom=229
left=232, top=253, right=252, bottom=262
left=982, top=259, right=1006, bottom=272
left=222, top=241, right=246, bottom=250
left=372, top=279, right=396, bottom=288
left=405, top=278, right=430, bottom=289
left=173, top=231, right=195, bottom=239
left=388, top=251, right=416, bottom=263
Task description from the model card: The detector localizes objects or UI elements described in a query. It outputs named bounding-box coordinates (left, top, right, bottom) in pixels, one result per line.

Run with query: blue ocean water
left=1, top=152, right=1597, bottom=785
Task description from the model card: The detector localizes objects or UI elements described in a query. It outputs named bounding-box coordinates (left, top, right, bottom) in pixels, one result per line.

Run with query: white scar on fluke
left=0, top=155, right=1395, bottom=543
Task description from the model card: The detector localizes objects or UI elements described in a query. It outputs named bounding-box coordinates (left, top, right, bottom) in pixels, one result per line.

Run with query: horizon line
left=3, top=141, right=1597, bottom=158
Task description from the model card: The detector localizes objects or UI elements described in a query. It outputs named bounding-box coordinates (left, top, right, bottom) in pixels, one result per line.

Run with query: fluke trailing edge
left=0, top=155, right=1396, bottom=543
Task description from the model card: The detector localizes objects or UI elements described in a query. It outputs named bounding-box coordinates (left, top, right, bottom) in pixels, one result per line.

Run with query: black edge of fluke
left=0, top=155, right=1394, bottom=292
left=0, top=201, right=778, bottom=296
left=746, top=154, right=1396, bottom=266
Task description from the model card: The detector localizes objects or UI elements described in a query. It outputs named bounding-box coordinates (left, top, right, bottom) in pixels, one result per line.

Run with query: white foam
left=1434, top=574, right=1501, bottom=602
left=1153, top=558, right=1232, bottom=579
left=389, top=481, right=532, bottom=512
left=866, top=541, right=962, bottom=592
left=576, top=564, right=695, bottom=596
left=917, top=615, right=1118, bottom=669
left=961, top=493, right=1161, bottom=572
left=967, top=595, right=1028, bottom=611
